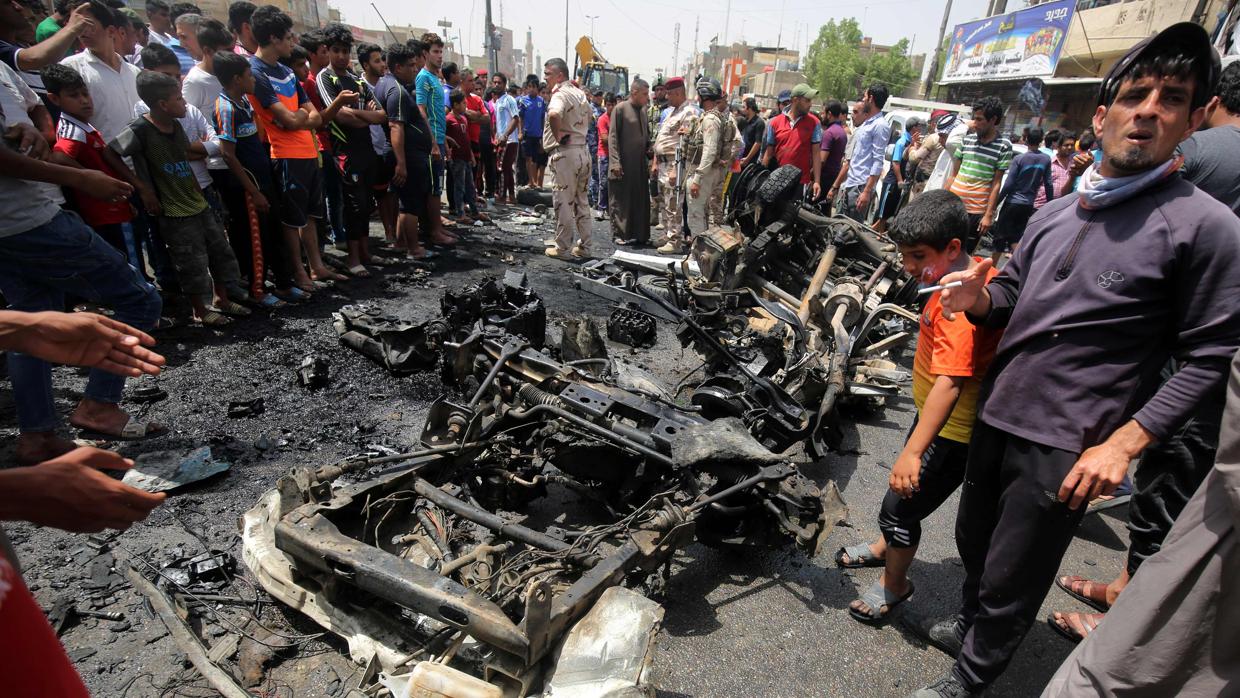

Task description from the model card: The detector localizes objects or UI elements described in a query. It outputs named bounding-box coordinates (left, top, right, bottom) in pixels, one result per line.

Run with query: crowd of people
left=0, top=0, right=1238, bottom=694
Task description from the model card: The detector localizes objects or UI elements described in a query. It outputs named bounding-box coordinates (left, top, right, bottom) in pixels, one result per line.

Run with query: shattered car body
left=573, top=163, right=921, bottom=456
left=242, top=273, right=846, bottom=695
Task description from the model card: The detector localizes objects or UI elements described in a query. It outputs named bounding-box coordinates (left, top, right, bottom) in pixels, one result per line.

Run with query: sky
left=330, top=0, right=1004, bottom=81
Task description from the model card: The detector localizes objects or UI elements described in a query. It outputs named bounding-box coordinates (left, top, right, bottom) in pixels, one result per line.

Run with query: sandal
left=1047, top=611, right=1104, bottom=643
left=258, top=294, right=287, bottom=309
left=275, top=287, right=312, bottom=303
left=849, top=580, right=915, bottom=625
left=1055, top=575, right=1112, bottom=612
left=73, top=414, right=168, bottom=441
left=213, top=300, right=252, bottom=317
left=835, top=544, right=885, bottom=569
left=347, top=264, right=372, bottom=278
left=195, top=310, right=233, bottom=327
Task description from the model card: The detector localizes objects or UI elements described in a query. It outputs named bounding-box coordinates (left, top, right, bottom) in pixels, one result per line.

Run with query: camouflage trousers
left=159, top=209, right=240, bottom=298
left=657, top=159, right=683, bottom=241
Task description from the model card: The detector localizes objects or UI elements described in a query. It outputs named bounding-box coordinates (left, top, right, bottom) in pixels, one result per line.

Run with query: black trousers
left=1127, top=378, right=1226, bottom=575
left=953, top=421, right=1086, bottom=690
left=964, top=212, right=984, bottom=254
left=878, top=419, right=970, bottom=549
left=211, top=170, right=292, bottom=289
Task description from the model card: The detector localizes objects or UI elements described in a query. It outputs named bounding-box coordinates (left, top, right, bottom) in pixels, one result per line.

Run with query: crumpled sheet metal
left=541, top=586, right=664, bottom=698
left=667, top=417, right=785, bottom=470
left=122, top=446, right=229, bottom=493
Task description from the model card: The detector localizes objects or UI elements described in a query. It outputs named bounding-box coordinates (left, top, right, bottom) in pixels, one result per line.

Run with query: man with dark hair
left=414, top=31, right=454, bottom=245
left=379, top=40, right=433, bottom=258
left=494, top=77, right=520, bottom=202
left=945, top=95, right=1011, bottom=253
left=910, top=23, right=1240, bottom=698
left=519, top=70, right=548, bottom=187
left=989, top=126, right=1052, bottom=264
left=60, top=0, right=140, bottom=141
left=1175, top=60, right=1240, bottom=215
left=247, top=4, right=355, bottom=294
left=818, top=99, right=847, bottom=214
left=1045, top=58, right=1240, bottom=650
left=737, top=97, right=764, bottom=169
left=228, top=0, right=257, bottom=56
left=761, top=82, right=822, bottom=201
left=357, top=41, right=399, bottom=246
left=317, top=22, right=387, bottom=275
left=144, top=0, right=172, bottom=45
left=838, top=83, right=891, bottom=222
left=182, top=18, right=229, bottom=117
left=874, top=115, right=922, bottom=232
left=542, top=56, right=591, bottom=258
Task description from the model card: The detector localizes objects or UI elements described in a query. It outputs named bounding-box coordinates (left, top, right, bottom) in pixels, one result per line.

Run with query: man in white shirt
left=143, top=0, right=173, bottom=46
left=59, top=1, right=140, bottom=142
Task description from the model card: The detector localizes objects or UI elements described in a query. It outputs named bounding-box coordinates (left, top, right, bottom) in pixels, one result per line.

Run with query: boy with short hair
left=379, top=40, right=433, bottom=260
left=446, top=89, right=479, bottom=224
left=43, top=63, right=149, bottom=259
left=316, top=23, right=387, bottom=276
left=212, top=50, right=296, bottom=307
left=112, top=70, right=243, bottom=327
left=247, top=4, right=355, bottom=291
left=834, top=189, right=1001, bottom=624
left=182, top=17, right=230, bottom=117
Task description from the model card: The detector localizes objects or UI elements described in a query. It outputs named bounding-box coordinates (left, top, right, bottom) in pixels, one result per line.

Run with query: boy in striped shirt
left=946, top=96, right=1011, bottom=253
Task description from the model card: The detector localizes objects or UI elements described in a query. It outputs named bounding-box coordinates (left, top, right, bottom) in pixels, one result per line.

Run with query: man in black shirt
left=738, top=97, right=765, bottom=169
left=380, top=41, right=434, bottom=260
left=316, top=23, right=386, bottom=276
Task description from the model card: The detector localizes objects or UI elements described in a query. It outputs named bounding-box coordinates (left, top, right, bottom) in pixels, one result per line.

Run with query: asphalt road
left=0, top=212, right=1132, bottom=697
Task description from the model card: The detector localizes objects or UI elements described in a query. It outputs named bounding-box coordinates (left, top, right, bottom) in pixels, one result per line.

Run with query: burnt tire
left=515, top=187, right=553, bottom=207
left=756, top=164, right=803, bottom=205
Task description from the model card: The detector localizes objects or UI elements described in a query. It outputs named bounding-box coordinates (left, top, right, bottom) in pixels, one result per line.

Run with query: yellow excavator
left=574, top=36, right=629, bottom=97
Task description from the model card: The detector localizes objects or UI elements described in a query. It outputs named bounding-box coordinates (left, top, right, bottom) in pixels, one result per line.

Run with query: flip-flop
left=365, top=256, right=398, bottom=267
left=74, top=415, right=168, bottom=441
left=849, top=580, right=915, bottom=625
left=835, top=544, right=885, bottom=569
left=213, top=300, right=252, bottom=317
left=258, top=294, right=287, bottom=309
left=1055, top=575, right=1112, bottom=612
left=347, top=264, right=372, bottom=278
left=1046, top=611, right=1103, bottom=644
left=195, top=310, right=233, bottom=327
left=274, top=287, right=312, bottom=303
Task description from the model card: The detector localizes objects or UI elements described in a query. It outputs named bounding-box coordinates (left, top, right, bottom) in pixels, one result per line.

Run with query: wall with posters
left=941, top=0, right=1074, bottom=84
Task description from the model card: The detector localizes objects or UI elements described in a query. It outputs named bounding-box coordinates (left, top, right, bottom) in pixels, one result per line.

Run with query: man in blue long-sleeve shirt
left=990, top=127, right=1053, bottom=264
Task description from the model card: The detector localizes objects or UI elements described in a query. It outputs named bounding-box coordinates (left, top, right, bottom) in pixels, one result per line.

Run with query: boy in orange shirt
left=835, top=189, right=1001, bottom=624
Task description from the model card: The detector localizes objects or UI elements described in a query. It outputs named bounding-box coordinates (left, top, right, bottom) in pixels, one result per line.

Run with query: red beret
left=665, top=77, right=685, bottom=90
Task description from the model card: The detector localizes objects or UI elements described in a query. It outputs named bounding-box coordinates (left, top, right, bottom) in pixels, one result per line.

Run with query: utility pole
left=692, top=15, right=699, bottom=77
left=564, top=0, right=569, bottom=61
left=485, top=0, right=497, bottom=74
left=672, top=22, right=680, bottom=78
left=437, top=18, right=454, bottom=63
left=585, top=14, right=598, bottom=45
left=923, top=0, right=952, bottom=99
left=722, top=0, right=731, bottom=49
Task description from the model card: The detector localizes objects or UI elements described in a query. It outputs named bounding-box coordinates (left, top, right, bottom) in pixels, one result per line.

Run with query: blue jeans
left=449, top=159, right=476, bottom=217
left=0, top=211, right=162, bottom=431
left=596, top=154, right=609, bottom=211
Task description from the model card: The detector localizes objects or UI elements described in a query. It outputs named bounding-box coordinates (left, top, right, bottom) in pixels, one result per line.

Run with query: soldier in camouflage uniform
left=649, top=77, right=699, bottom=249
left=709, top=100, right=741, bottom=227
left=664, top=77, right=728, bottom=253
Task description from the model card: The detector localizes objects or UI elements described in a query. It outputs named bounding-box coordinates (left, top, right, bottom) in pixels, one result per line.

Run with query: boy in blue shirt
left=414, top=31, right=455, bottom=246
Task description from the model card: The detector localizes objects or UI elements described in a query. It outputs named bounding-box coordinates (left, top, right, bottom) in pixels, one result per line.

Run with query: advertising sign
left=941, top=0, right=1075, bottom=83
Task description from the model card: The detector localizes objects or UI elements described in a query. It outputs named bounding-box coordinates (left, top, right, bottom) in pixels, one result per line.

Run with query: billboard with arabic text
left=941, top=0, right=1075, bottom=84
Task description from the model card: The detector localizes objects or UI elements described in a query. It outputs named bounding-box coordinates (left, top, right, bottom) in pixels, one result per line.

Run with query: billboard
left=941, top=0, right=1075, bottom=84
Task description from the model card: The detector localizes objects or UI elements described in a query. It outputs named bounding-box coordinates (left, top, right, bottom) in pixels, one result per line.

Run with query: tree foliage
left=805, top=18, right=920, bottom=101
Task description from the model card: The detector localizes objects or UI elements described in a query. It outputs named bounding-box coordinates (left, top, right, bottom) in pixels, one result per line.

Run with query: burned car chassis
left=242, top=274, right=845, bottom=695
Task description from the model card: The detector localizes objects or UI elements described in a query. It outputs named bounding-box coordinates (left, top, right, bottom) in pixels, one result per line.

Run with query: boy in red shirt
left=834, top=190, right=1001, bottom=624
left=43, top=64, right=151, bottom=261
left=445, top=89, right=479, bottom=224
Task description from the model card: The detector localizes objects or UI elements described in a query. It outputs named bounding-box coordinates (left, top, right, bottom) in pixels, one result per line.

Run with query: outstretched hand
left=2, top=447, right=166, bottom=533
left=939, top=258, right=994, bottom=321
left=3, top=311, right=165, bottom=377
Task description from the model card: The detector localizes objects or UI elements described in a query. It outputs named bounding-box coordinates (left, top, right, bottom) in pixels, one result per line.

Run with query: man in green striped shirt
left=946, top=96, right=1012, bottom=253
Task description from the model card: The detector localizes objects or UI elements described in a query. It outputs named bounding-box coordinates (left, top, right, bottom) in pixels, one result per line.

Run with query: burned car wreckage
left=240, top=164, right=920, bottom=696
